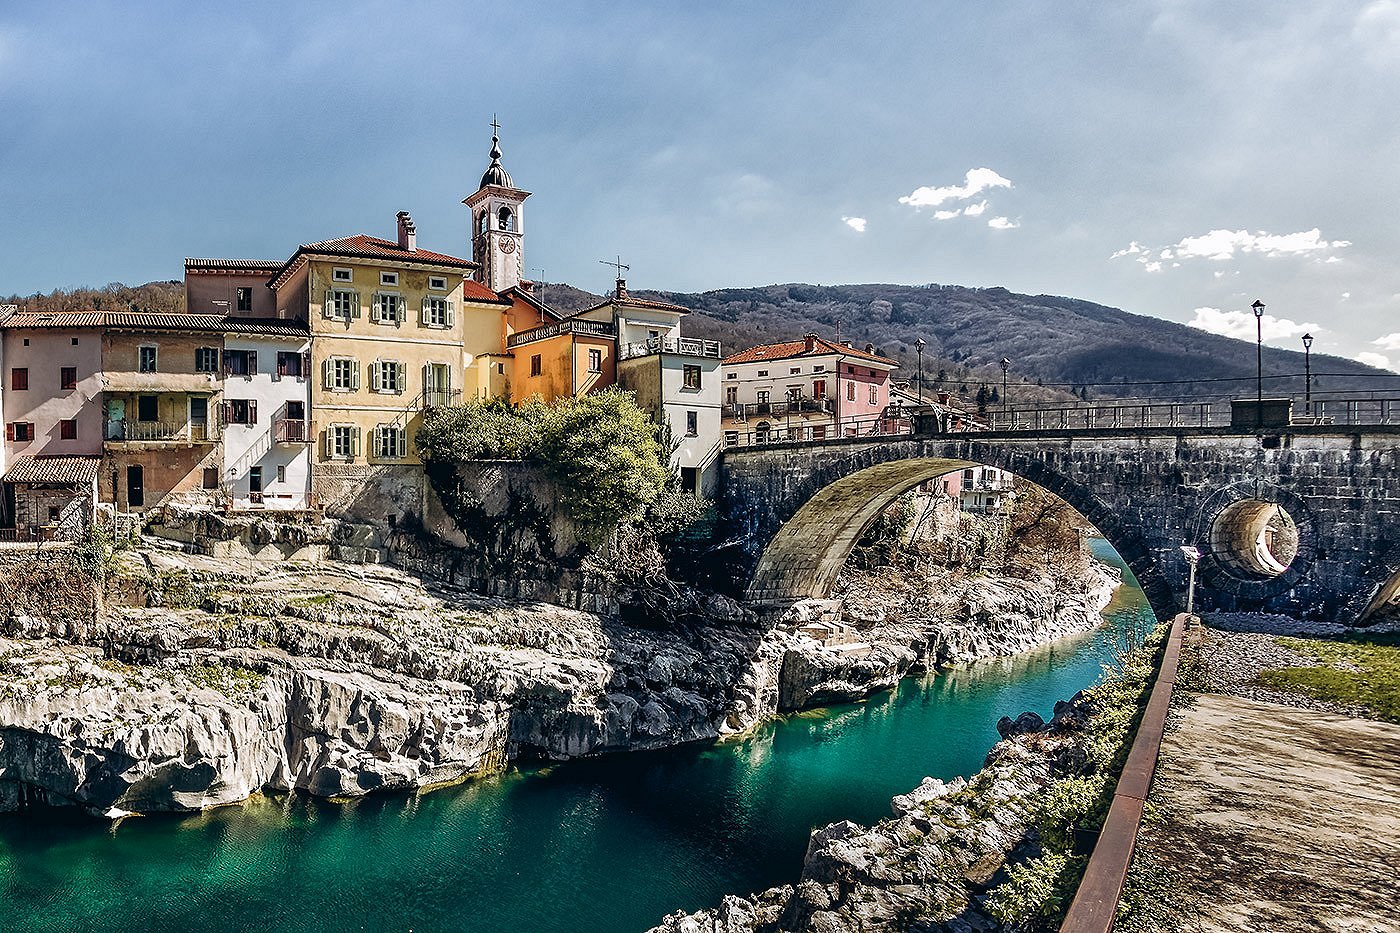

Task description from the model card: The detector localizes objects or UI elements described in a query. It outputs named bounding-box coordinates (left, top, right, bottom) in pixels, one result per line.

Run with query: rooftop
left=1, top=310, right=309, bottom=335
left=2, top=455, right=102, bottom=486
left=184, top=258, right=284, bottom=273
left=723, top=335, right=899, bottom=368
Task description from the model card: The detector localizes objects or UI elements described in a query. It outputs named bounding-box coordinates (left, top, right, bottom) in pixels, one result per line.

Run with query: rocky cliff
left=0, top=542, right=1118, bottom=818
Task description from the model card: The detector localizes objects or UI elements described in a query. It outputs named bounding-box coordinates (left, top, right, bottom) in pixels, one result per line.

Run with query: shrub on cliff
left=417, top=389, right=669, bottom=543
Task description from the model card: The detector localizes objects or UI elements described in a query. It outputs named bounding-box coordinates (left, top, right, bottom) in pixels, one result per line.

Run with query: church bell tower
left=464, top=120, right=531, bottom=292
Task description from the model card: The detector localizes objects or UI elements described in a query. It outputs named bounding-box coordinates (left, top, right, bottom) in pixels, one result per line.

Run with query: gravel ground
left=1189, top=627, right=1372, bottom=718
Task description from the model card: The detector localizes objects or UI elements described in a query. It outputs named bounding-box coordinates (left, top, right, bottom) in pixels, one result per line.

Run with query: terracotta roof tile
left=184, top=258, right=284, bottom=273
left=3, top=455, right=101, bottom=485
left=723, top=336, right=899, bottom=367
left=2, top=310, right=308, bottom=336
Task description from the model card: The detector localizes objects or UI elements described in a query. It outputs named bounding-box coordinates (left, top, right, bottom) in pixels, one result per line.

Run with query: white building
left=575, top=281, right=723, bottom=494
left=956, top=464, right=1015, bottom=513
left=220, top=325, right=313, bottom=509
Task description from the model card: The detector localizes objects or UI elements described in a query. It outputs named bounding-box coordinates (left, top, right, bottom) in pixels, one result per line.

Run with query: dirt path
left=1144, top=692, right=1400, bottom=932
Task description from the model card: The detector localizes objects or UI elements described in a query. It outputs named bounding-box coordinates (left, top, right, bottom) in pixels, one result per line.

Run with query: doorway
left=126, top=465, right=144, bottom=508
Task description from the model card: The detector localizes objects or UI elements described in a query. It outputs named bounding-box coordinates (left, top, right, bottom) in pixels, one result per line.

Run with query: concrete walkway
left=1147, top=692, right=1400, bottom=932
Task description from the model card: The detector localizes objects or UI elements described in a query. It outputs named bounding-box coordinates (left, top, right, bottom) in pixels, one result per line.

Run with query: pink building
left=720, top=334, right=898, bottom=445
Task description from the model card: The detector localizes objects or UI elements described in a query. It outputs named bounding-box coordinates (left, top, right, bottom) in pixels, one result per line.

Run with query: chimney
left=616, top=278, right=628, bottom=300
left=396, top=211, right=417, bottom=251
left=864, top=343, right=874, bottom=354
left=803, top=333, right=817, bottom=353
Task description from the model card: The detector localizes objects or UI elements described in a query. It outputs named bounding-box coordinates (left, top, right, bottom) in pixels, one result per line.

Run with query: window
left=724, top=431, right=739, bottom=447
left=757, top=369, right=768, bottom=377
left=421, top=296, right=453, bottom=327
left=286, top=400, right=305, bottom=421
left=963, top=468, right=975, bottom=482
left=428, top=275, right=447, bottom=290
left=813, top=364, right=825, bottom=372
left=195, top=347, right=219, bottom=373
left=71, top=337, right=79, bottom=346
left=685, top=411, right=698, bottom=436
left=325, top=287, right=359, bottom=321
left=756, top=390, right=770, bottom=405
left=869, top=385, right=878, bottom=404
left=276, top=465, right=286, bottom=484
left=249, top=466, right=263, bottom=494
left=726, top=372, right=737, bottom=379
left=223, top=399, right=257, bottom=425
left=222, top=349, right=257, bottom=377
left=530, top=354, right=542, bottom=377
left=724, top=386, right=738, bottom=405
left=498, top=206, right=514, bottom=231
left=325, top=357, right=359, bottom=392
left=190, top=397, right=208, bottom=424
left=60, top=367, right=77, bottom=390
left=588, top=348, right=603, bottom=373
left=680, top=467, right=698, bottom=494
left=811, top=425, right=827, bottom=440
left=137, top=395, right=159, bottom=422
left=60, top=419, right=77, bottom=440
left=787, top=386, right=802, bottom=402
left=790, top=367, right=801, bottom=374
left=276, top=351, right=306, bottom=379
left=847, top=365, right=855, bottom=374
left=6, top=422, right=34, bottom=442
left=139, top=346, right=157, bottom=372
left=380, top=271, right=399, bottom=287
left=203, top=468, right=219, bottom=490
left=373, top=424, right=407, bottom=460
left=683, top=365, right=702, bottom=389
left=11, top=368, right=27, bottom=390
left=846, top=381, right=856, bottom=402
left=236, top=287, right=252, bottom=312
left=326, top=424, right=360, bottom=459
left=332, top=267, right=353, bottom=283
left=372, top=360, right=405, bottom=394
left=373, top=292, right=405, bottom=324
left=813, top=379, right=826, bottom=399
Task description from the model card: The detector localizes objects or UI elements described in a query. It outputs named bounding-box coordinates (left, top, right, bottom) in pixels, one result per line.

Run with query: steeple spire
left=480, top=115, right=513, bottom=189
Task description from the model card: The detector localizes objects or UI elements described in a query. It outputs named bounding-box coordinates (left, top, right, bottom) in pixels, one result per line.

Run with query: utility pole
left=1252, top=299, right=1266, bottom=427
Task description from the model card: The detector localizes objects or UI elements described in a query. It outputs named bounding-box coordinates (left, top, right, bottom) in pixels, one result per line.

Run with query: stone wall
left=722, top=428, right=1400, bottom=624
left=0, top=546, right=101, bottom=625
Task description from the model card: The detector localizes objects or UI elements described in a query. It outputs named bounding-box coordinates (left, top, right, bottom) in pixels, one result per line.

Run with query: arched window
left=477, top=211, right=488, bottom=235
left=498, top=206, right=514, bottom=232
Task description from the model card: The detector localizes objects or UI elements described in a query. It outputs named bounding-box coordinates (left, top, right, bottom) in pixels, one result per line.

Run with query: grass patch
left=1254, top=636, right=1400, bottom=722
left=187, top=662, right=265, bottom=696
left=287, top=592, right=337, bottom=608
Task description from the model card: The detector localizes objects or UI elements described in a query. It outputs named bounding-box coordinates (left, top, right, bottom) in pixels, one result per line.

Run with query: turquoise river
left=0, top=539, right=1155, bottom=933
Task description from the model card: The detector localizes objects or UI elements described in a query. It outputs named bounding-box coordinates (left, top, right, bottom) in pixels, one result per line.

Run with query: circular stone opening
left=1209, top=499, right=1300, bottom=579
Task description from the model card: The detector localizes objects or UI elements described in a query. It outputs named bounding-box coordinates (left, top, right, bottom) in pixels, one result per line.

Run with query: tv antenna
left=598, top=256, right=629, bottom=279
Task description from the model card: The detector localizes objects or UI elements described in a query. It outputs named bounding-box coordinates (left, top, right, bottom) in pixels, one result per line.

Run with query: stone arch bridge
left=719, top=424, right=1400, bottom=624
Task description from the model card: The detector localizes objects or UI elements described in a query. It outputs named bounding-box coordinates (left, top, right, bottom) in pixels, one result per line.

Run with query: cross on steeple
left=490, top=114, right=501, bottom=137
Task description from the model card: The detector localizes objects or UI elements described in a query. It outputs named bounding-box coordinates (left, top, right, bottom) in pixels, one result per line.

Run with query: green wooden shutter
left=396, top=362, right=406, bottom=395
left=322, top=357, right=332, bottom=389
left=396, top=427, right=407, bottom=458
left=370, top=361, right=381, bottom=393
left=350, top=290, right=361, bottom=319
left=351, top=426, right=361, bottom=458
left=350, top=361, right=361, bottom=391
left=323, top=289, right=335, bottom=319
left=445, top=299, right=455, bottom=328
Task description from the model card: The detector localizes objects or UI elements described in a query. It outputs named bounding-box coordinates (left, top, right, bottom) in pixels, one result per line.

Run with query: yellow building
left=502, top=287, right=617, bottom=402
left=266, top=212, right=509, bottom=505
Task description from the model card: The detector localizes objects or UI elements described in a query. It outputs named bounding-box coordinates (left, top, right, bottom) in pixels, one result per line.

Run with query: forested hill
left=7, top=279, right=1395, bottom=402
left=546, top=282, right=1395, bottom=402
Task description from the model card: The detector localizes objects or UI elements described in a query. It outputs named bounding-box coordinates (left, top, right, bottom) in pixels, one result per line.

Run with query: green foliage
left=1255, top=636, right=1400, bottom=722
left=417, top=388, right=670, bottom=545
left=985, top=851, right=1079, bottom=929
left=1033, top=774, right=1111, bottom=850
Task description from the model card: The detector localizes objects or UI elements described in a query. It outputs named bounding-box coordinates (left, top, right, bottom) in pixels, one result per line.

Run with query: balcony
left=619, top=336, right=722, bottom=360
left=422, top=389, right=462, bottom=409
left=506, top=318, right=616, bottom=348
left=105, top=419, right=218, bottom=444
left=274, top=418, right=314, bottom=444
left=726, top=397, right=834, bottom=421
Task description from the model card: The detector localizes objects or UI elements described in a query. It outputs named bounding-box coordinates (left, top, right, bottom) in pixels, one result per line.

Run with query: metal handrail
left=105, top=419, right=218, bottom=442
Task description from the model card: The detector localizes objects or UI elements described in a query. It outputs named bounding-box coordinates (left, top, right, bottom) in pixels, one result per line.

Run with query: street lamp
left=914, top=337, right=926, bottom=401
left=1000, top=358, right=1011, bottom=408
left=1301, top=332, right=1314, bottom=412
left=1251, top=299, right=1266, bottom=427
left=1180, top=545, right=1201, bottom=615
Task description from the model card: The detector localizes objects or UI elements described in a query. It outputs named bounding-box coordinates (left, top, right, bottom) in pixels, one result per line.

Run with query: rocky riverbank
left=0, top=542, right=1119, bottom=818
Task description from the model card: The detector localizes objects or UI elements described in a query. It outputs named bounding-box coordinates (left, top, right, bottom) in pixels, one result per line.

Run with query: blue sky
left=2, top=1, right=1398, bottom=368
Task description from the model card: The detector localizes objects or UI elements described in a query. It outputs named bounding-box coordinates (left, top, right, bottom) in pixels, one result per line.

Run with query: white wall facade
left=221, top=334, right=312, bottom=509
left=658, top=354, right=722, bottom=494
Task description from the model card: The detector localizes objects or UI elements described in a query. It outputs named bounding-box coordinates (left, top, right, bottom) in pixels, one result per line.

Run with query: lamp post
left=1000, top=358, right=1010, bottom=408
left=914, top=337, right=926, bottom=402
left=1301, top=332, right=1314, bottom=414
left=1180, top=545, right=1201, bottom=615
left=1251, top=299, right=1266, bottom=427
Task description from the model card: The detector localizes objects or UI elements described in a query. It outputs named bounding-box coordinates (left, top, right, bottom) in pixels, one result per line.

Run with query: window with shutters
left=325, top=288, right=359, bottom=321
left=422, top=296, right=452, bottom=328
left=373, top=360, right=404, bottom=394
left=813, top=379, right=826, bottom=399
left=7, top=422, right=34, bottom=442
left=373, top=424, right=407, bottom=461
left=236, top=287, right=252, bottom=312
left=11, top=368, right=27, bottom=390
left=724, top=386, right=737, bottom=405
left=846, top=381, right=856, bottom=401
left=60, top=367, right=77, bottom=390
left=372, top=292, right=404, bottom=324
left=222, top=349, right=256, bottom=377
left=588, top=348, right=603, bottom=373
left=869, top=384, right=878, bottom=405
left=224, top=399, right=257, bottom=425
left=530, top=355, right=542, bottom=377
left=195, top=347, right=219, bottom=373
left=276, top=351, right=305, bottom=379
left=202, top=467, right=219, bottom=489
left=326, top=357, right=358, bottom=392
left=685, top=411, right=698, bottom=436
left=139, top=346, right=157, bottom=372
left=327, top=424, right=358, bottom=460
left=60, top=419, right=77, bottom=440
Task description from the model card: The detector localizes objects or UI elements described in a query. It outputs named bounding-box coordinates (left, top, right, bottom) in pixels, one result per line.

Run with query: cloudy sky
left=2, top=1, right=1397, bottom=368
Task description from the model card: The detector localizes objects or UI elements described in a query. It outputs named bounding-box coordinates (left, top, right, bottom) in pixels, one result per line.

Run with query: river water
left=0, top=539, right=1154, bottom=933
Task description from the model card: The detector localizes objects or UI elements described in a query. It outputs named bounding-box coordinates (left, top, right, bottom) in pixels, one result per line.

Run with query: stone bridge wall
left=720, top=428, right=1400, bottom=624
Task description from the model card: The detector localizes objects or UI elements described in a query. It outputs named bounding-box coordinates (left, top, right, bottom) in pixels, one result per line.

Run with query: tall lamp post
left=914, top=337, right=926, bottom=402
left=1000, top=358, right=1011, bottom=408
left=1251, top=299, right=1266, bottom=427
left=1180, top=545, right=1201, bottom=616
left=1301, top=332, right=1314, bottom=413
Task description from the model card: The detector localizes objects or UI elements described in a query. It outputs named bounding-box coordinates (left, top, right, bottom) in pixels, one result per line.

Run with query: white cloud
left=1187, top=306, right=1322, bottom=341
left=963, top=200, right=988, bottom=217
left=841, top=216, right=867, bottom=233
left=1342, top=291, right=1351, bottom=299
left=1356, top=351, right=1396, bottom=371
left=899, top=168, right=1012, bottom=208
left=1355, top=1, right=1400, bottom=64
left=933, top=209, right=961, bottom=220
left=1373, top=332, right=1400, bottom=351
left=1113, top=228, right=1350, bottom=272
left=987, top=216, right=1019, bottom=230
